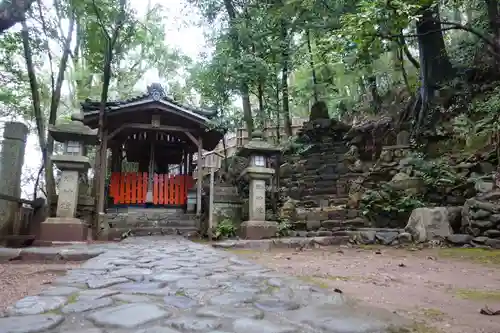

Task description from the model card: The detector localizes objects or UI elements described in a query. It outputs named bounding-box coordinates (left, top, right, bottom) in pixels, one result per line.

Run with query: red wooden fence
left=109, top=172, right=194, bottom=205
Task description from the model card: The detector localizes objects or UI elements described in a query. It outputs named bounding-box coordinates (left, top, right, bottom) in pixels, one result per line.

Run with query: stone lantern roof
left=48, top=113, right=98, bottom=145
left=236, top=130, right=281, bottom=158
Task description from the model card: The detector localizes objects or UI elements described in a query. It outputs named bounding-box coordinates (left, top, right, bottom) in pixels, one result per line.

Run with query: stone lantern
left=39, top=113, right=98, bottom=243
left=237, top=130, right=281, bottom=239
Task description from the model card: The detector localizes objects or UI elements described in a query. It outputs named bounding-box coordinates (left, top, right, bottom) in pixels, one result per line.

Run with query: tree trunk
left=223, top=0, right=253, bottom=134
left=415, top=5, right=454, bottom=132
left=485, top=0, right=500, bottom=68
left=280, top=20, right=292, bottom=137
left=306, top=28, right=319, bottom=102
left=21, top=20, right=49, bottom=203
left=275, top=82, right=281, bottom=144
left=44, top=12, right=76, bottom=207
left=92, top=0, right=126, bottom=235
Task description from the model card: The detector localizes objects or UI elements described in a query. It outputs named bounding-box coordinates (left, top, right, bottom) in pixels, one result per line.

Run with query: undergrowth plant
left=214, top=219, right=237, bottom=239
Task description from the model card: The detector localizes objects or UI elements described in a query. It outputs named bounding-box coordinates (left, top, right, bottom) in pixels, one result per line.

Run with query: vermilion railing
left=109, top=172, right=194, bottom=205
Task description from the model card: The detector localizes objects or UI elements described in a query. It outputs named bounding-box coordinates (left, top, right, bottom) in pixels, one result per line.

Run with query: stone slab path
left=0, top=237, right=410, bottom=333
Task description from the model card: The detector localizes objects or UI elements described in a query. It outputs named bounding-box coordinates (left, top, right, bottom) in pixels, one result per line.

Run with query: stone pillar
left=0, top=122, right=28, bottom=234
left=56, top=170, right=79, bottom=218
left=249, top=179, right=266, bottom=220
left=240, top=168, right=277, bottom=239
left=38, top=113, right=97, bottom=244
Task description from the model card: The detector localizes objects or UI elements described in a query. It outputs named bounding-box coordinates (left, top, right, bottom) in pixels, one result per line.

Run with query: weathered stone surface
left=134, top=326, right=183, bottom=333
left=7, top=296, right=67, bottom=315
left=0, top=314, right=64, bottom=333
left=208, top=292, right=255, bottom=305
left=1, top=236, right=410, bottom=333
left=112, top=294, right=152, bottom=303
left=87, top=277, right=129, bottom=289
left=39, top=286, right=80, bottom=296
left=405, top=207, right=453, bottom=242
left=196, top=305, right=264, bottom=319
left=87, top=303, right=169, bottom=328
left=61, top=297, right=113, bottom=313
left=446, top=234, right=473, bottom=245
left=232, top=318, right=298, bottom=333
left=77, top=289, right=119, bottom=300
left=163, top=295, right=198, bottom=309
left=167, top=317, right=222, bottom=332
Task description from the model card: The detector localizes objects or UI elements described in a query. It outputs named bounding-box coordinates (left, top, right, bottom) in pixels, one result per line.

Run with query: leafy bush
left=404, top=154, right=465, bottom=190
left=214, top=219, right=237, bottom=239
left=276, top=220, right=291, bottom=237
left=360, top=184, right=425, bottom=226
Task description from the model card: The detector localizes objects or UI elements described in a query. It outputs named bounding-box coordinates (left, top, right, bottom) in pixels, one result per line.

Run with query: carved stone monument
left=39, top=113, right=98, bottom=243
left=236, top=131, right=280, bottom=239
left=0, top=122, right=28, bottom=235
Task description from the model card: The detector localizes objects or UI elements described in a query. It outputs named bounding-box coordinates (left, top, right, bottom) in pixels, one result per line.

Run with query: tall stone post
left=236, top=131, right=281, bottom=239
left=0, top=122, right=28, bottom=234
left=38, top=113, right=97, bottom=244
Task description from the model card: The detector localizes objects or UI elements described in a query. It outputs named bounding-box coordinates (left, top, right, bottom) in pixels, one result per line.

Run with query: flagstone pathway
left=0, top=236, right=410, bottom=333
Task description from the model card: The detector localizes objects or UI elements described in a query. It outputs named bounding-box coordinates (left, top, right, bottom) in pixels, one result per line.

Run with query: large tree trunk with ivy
left=414, top=5, right=454, bottom=133
left=223, top=0, right=254, bottom=134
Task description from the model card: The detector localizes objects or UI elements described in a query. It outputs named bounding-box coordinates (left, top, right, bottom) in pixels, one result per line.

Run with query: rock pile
left=279, top=119, right=370, bottom=234
left=459, top=191, right=500, bottom=248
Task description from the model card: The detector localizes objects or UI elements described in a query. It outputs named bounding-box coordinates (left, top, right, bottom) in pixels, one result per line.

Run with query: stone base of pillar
left=38, top=217, right=88, bottom=243
left=240, top=220, right=278, bottom=240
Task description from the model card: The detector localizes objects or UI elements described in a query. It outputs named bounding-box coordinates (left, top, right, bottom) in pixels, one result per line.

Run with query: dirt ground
left=0, top=261, right=79, bottom=313
left=234, top=245, right=500, bottom=333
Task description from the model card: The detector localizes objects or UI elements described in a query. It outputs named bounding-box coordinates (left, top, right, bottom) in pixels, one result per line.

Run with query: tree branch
left=91, top=0, right=110, bottom=40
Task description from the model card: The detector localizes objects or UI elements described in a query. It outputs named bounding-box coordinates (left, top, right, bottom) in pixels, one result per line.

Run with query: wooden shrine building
left=81, top=83, right=223, bottom=214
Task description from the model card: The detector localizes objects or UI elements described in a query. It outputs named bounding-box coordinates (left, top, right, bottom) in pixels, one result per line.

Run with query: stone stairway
left=280, top=128, right=370, bottom=236
left=102, top=208, right=198, bottom=240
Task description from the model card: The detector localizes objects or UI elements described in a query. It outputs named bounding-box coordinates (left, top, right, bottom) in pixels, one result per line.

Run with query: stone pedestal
left=239, top=167, right=278, bottom=239
left=240, top=220, right=277, bottom=239
left=39, top=155, right=91, bottom=243
left=39, top=217, right=88, bottom=243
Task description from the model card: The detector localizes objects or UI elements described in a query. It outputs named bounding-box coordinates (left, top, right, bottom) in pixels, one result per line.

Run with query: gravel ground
left=234, top=245, right=500, bottom=333
left=0, top=261, right=80, bottom=312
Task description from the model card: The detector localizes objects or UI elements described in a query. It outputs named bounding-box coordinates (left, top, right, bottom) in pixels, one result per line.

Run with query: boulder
left=404, top=207, right=453, bottom=243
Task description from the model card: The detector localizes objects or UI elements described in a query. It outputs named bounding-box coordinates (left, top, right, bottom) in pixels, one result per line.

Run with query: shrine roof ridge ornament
left=79, top=83, right=217, bottom=119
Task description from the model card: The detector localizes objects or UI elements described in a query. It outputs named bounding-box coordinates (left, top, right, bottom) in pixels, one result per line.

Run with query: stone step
left=290, top=217, right=369, bottom=233
left=108, top=219, right=197, bottom=229
left=295, top=206, right=362, bottom=221
left=299, top=195, right=349, bottom=207
left=281, top=172, right=365, bottom=184
left=107, top=226, right=198, bottom=240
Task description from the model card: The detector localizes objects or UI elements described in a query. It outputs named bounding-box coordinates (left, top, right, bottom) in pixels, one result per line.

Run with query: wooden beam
left=185, top=132, right=201, bottom=148
left=107, top=123, right=198, bottom=141
left=196, top=136, right=203, bottom=216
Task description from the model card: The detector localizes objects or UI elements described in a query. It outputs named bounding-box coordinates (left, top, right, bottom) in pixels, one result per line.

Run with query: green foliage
left=360, top=184, right=426, bottom=223
left=405, top=154, right=465, bottom=190
left=276, top=220, right=291, bottom=237
left=214, top=219, right=237, bottom=239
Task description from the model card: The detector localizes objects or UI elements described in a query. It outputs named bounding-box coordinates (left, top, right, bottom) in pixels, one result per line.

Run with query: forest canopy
left=0, top=0, right=499, bottom=198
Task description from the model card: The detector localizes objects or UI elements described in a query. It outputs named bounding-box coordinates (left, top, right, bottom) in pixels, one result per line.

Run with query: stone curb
left=211, top=235, right=350, bottom=250
left=0, top=247, right=105, bottom=262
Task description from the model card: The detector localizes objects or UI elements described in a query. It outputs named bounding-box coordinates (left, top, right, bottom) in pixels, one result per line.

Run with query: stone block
left=39, top=217, right=88, bottom=242
left=404, top=207, right=453, bottom=243
left=240, top=220, right=278, bottom=240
